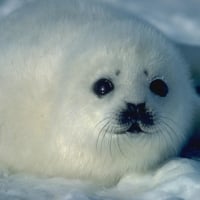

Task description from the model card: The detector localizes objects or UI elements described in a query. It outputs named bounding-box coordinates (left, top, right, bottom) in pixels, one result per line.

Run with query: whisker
left=157, top=118, right=182, bottom=155
left=158, top=113, right=182, bottom=131
left=116, top=132, right=126, bottom=158
left=94, top=111, right=130, bottom=158
left=96, top=119, right=111, bottom=153
left=100, top=121, right=110, bottom=154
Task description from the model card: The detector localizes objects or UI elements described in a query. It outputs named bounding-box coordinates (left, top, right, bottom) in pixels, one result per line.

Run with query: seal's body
left=0, top=0, right=195, bottom=185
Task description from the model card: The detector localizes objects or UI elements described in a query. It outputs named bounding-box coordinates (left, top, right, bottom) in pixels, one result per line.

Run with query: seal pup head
left=0, top=0, right=196, bottom=186
left=53, top=20, right=196, bottom=184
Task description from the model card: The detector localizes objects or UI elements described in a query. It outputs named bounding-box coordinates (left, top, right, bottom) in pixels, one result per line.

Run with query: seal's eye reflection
left=150, top=79, right=168, bottom=97
left=93, top=78, right=114, bottom=97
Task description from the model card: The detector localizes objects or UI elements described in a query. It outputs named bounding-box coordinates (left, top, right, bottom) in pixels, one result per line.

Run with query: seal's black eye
left=93, top=78, right=114, bottom=97
left=150, top=79, right=168, bottom=97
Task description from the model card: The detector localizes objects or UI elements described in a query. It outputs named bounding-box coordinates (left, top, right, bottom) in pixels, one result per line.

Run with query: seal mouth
left=126, top=122, right=143, bottom=134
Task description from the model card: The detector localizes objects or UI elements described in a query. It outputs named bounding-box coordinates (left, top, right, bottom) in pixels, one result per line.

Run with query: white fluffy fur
left=0, top=0, right=196, bottom=185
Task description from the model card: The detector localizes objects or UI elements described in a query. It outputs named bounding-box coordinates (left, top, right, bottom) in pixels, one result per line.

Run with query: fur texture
left=0, top=0, right=196, bottom=185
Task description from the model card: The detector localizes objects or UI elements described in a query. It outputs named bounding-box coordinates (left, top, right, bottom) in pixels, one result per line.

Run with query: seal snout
left=119, top=102, right=154, bottom=134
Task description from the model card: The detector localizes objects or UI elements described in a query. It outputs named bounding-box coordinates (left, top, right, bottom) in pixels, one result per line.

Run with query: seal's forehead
left=64, top=17, right=186, bottom=82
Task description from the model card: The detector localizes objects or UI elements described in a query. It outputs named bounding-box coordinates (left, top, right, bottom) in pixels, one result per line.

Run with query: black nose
left=126, top=102, right=146, bottom=114
left=120, top=102, right=153, bottom=126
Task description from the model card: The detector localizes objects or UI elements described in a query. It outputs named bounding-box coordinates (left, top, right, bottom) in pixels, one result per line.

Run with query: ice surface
left=0, top=0, right=200, bottom=199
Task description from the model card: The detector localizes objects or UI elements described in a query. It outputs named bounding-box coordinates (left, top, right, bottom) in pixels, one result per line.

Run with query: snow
left=0, top=159, right=200, bottom=199
left=104, top=0, right=200, bottom=44
left=1, top=0, right=200, bottom=43
left=0, top=0, right=25, bottom=17
left=0, top=0, right=200, bottom=199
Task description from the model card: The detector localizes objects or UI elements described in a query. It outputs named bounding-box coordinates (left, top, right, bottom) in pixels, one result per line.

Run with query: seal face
left=0, top=0, right=196, bottom=185
left=92, top=77, right=169, bottom=135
